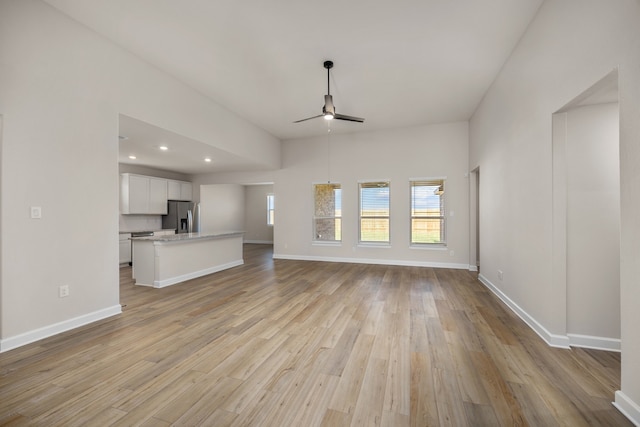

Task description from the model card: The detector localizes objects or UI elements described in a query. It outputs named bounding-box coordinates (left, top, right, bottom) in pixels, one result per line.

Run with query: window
left=314, top=183, right=342, bottom=242
left=267, top=194, right=275, bottom=226
left=359, top=181, right=390, bottom=243
left=410, top=179, right=445, bottom=245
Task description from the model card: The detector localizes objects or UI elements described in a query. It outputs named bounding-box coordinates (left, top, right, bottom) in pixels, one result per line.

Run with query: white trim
left=477, top=274, right=571, bottom=348
left=0, top=305, right=122, bottom=353
left=357, top=178, right=391, bottom=184
left=468, top=265, right=478, bottom=272
left=357, top=243, right=392, bottom=249
left=409, top=175, right=448, bottom=181
left=312, top=241, right=342, bottom=247
left=244, top=240, right=273, bottom=244
left=567, top=333, right=621, bottom=352
left=410, top=245, right=448, bottom=251
left=148, top=259, right=244, bottom=288
left=613, top=391, right=640, bottom=426
left=273, top=253, right=469, bottom=270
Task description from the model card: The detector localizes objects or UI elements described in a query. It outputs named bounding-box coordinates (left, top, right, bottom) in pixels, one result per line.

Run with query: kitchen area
left=117, top=115, right=274, bottom=289
left=118, top=173, right=197, bottom=266
left=119, top=170, right=244, bottom=288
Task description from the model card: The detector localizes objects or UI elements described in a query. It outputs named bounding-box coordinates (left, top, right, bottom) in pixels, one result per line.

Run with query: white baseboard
left=567, top=333, right=621, bottom=352
left=476, top=274, right=622, bottom=352
left=477, top=274, right=571, bottom=348
left=244, top=240, right=274, bottom=244
left=152, top=259, right=244, bottom=288
left=614, top=391, right=640, bottom=426
left=272, top=253, right=470, bottom=270
left=469, top=265, right=478, bottom=272
left=0, top=305, right=122, bottom=353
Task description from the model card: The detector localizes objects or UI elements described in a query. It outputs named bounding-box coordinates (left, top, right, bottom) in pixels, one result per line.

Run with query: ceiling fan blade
left=334, top=113, right=365, bottom=123
left=324, top=95, right=335, bottom=115
left=294, top=60, right=363, bottom=125
left=293, top=114, right=324, bottom=123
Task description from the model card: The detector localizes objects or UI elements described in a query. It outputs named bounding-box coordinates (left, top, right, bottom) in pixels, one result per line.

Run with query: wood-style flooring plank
left=0, top=244, right=632, bottom=426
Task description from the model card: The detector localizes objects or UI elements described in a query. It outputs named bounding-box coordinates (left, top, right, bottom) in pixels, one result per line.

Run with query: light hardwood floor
left=0, top=244, right=631, bottom=426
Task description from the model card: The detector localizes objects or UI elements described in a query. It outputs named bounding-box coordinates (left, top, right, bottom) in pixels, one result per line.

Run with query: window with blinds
left=410, top=179, right=445, bottom=245
left=313, top=184, right=342, bottom=242
left=359, top=181, right=390, bottom=243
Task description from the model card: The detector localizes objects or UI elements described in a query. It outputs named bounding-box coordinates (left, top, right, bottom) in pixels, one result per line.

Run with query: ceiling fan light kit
left=294, top=60, right=364, bottom=124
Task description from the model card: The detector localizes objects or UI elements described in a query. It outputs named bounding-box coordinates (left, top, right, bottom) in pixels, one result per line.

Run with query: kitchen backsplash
left=119, top=214, right=162, bottom=232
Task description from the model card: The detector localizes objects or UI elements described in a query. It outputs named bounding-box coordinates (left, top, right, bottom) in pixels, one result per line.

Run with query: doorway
left=552, top=69, right=620, bottom=351
left=469, top=167, right=480, bottom=272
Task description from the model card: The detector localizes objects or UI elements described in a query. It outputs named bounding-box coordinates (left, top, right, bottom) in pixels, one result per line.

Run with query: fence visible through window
left=410, top=179, right=445, bottom=245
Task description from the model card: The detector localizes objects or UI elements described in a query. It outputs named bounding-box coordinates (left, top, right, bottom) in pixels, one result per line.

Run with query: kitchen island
left=131, top=231, right=244, bottom=288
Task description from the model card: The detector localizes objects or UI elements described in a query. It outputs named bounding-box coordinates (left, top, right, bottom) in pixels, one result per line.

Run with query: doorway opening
left=469, top=167, right=480, bottom=273
left=552, top=69, right=620, bottom=351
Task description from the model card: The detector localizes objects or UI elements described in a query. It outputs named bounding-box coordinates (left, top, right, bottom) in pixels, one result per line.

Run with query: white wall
left=565, top=103, right=620, bottom=340
left=191, top=170, right=277, bottom=202
left=194, top=123, right=469, bottom=267
left=0, top=0, right=279, bottom=350
left=469, top=0, right=640, bottom=421
left=275, top=122, right=469, bottom=267
left=199, top=184, right=245, bottom=233
left=118, top=164, right=191, bottom=182
left=244, top=185, right=274, bottom=243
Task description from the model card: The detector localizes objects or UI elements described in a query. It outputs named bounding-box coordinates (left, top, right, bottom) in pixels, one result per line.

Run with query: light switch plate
left=30, top=206, right=42, bottom=219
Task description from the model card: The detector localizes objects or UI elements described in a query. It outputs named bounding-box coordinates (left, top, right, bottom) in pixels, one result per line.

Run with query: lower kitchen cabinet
left=119, top=233, right=131, bottom=265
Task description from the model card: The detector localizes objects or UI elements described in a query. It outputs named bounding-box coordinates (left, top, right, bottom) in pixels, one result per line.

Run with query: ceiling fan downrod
left=293, top=60, right=364, bottom=124
left=324, top=60, right=333, bottom=95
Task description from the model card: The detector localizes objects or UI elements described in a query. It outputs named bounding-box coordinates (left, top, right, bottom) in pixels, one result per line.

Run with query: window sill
left=357, top=243, right=392, bottom=249
left=410, top=244, right=447, bottom=251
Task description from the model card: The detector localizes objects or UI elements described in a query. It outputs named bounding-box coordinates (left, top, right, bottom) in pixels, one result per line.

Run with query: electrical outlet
left=497, top=270, right=503, bottom=281
left=30, top=206, right=42, bottom=219
left=59, top=285, right=69, bottom=298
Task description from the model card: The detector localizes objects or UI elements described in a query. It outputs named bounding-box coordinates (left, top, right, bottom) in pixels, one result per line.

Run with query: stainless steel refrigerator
left=162, top=201, right=200, bottom=233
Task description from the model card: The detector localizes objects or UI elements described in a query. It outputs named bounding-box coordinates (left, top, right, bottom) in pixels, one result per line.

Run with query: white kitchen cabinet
left=126, top=175, right=149, bottom=213
left=119, top=233, right=131, bottom=265
left=167, top=180, right=180, bottom=200
left=167, top=180, right=193, bottom=201
left=120, top=173, right=168, bottom=214
left=149, top=177, right=168, bottom=213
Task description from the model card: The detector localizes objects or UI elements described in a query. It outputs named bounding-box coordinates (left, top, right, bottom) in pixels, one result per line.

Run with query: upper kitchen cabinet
left=167, top=180, right=193, bottom=201
left=120, top=173, right=168, bottom=214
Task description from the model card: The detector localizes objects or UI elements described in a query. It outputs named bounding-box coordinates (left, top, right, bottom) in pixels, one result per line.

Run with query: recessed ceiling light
left=204, top=157, right=212, bottom=162
left=129, top=155, right=137, bottom=160
left=159, top=146, right=168, bottom=151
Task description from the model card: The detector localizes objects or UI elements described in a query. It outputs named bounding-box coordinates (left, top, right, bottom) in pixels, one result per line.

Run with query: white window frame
left=313, top=183, right=342, bottom=243
left=359, top=180, right=391, bottom=245
left=266, top=193, right=275, bottom=226
left=409, top=178, right=446, bottom=246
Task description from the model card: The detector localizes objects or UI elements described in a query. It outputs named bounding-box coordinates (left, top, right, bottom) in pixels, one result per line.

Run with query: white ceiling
left=45, top=0, right=544, bottom=173
left=118, top=114, right=265, bottom=174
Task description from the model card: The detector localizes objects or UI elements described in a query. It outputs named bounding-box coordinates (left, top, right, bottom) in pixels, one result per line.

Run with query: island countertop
left=130, top=231, right=244, bottom=244
left=130, top=231, right=244, bottom=288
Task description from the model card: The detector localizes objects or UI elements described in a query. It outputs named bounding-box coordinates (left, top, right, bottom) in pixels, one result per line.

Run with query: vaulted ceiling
left=44, top=0, right=544, bottom=172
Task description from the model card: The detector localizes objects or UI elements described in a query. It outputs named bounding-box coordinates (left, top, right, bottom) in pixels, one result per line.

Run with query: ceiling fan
left=294, top=60, right=365, bottom=123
